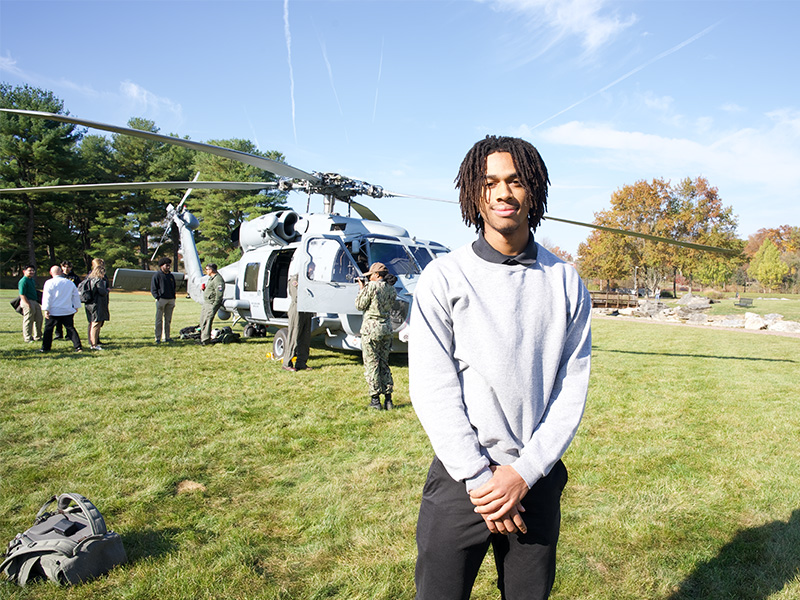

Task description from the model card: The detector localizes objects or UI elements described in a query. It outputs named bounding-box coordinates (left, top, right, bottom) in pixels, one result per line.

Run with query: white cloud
left=642, top=92, right=673, bottom=112
left=485, top=0, right=637, bottom=54
left=721, top=102, right=745, bottom=114
left=536, top=117, right=800, bottom=191
left=0, top=54, right=23, bottom=77
left=119, top=81, right=183, bottom=122
left=1, top=53, right=101, bottom=102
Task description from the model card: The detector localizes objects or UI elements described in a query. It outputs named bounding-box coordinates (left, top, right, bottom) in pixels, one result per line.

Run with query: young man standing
left=409, top=136, right=592, bottom=599
left=151, top=257, right=177, bottom=344
left=18, top=265, right=42, bottom=343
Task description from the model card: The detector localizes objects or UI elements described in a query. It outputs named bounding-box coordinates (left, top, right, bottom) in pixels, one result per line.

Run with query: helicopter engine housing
left=239, top=210, right=299, bottom=250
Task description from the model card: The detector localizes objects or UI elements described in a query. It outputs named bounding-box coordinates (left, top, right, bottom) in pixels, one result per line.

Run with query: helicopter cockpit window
left=367, top=241, right=420, bottom=276
left=409, top=245, right=434, bottom=270
left=243, top=262, right=260, bottom=291
left=306, top=238, right=360, bottom=283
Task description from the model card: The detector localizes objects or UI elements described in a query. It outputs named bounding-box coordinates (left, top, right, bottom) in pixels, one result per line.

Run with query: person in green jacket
left=18, top=264, right=42, bottom=343
left=200, top=263, right=225, bottom=346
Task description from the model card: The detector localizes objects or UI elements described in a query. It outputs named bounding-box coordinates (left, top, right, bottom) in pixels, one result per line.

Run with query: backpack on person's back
left=77, top=279, right=94, bottom=304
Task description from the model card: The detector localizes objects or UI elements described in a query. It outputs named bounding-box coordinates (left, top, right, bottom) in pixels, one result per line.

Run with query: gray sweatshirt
left=409, top=242, right=592, bottom=493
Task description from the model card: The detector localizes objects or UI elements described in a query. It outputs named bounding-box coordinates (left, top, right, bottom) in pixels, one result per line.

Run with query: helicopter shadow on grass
left=666, top=509, right=800, bottom=600
left=592, top=346, right=796, bottom=364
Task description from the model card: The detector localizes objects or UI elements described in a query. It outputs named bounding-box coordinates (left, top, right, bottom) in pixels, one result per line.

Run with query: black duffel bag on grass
left=1, top=492, right=127, bottom=586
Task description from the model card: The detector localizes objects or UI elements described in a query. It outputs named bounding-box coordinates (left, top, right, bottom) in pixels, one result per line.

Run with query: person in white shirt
left=40, top=265, right=83, bottom=353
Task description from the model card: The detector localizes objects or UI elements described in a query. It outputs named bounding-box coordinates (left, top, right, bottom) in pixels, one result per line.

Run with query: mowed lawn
left=1, top=291, right=799, bottom=599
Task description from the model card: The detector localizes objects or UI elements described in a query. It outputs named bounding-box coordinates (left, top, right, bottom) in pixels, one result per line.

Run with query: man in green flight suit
left=200, top=263, right=225, bottom=346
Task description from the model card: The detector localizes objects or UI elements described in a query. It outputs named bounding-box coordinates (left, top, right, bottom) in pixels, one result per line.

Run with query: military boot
left=369, top=395, right=383, bottom=410
left=383, top=394, right=394, bottom=410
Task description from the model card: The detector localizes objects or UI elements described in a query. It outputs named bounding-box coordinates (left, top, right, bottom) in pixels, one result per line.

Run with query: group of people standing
left=18, top=258, right=110, bottom=353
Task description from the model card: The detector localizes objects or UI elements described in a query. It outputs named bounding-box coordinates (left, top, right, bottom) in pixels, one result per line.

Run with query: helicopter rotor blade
left=0, top=181, right=280, bottom=194
left=0, top=108, right=319, bottom=183
left=370, top=192, right=738, bottom=255
left=543, top=216, right=739, bottom=255
left=349, top=200, right=381, bottom=222
left=382, top=190, right=456, bottom=204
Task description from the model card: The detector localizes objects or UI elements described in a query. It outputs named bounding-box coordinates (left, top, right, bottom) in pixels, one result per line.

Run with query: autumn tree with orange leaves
left=577, top=177, right=742, bottom=295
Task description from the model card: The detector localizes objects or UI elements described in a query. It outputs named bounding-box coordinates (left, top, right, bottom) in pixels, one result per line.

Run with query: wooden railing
left=589, top=291, right=638, bottom=309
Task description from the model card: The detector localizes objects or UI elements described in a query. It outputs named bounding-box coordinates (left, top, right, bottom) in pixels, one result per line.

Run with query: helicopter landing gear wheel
left=243, top=324, right=257, bottom=338
left=273, top=328, right=289, bottom=360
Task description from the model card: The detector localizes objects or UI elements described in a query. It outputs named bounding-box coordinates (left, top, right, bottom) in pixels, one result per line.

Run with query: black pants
left=41, top=314, right=82, bottom=352
left=415, top=457, right=567, bottom=600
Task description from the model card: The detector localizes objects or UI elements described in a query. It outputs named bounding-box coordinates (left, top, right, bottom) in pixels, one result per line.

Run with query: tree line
left=1, top=83, right=288, bottom=279
left=575, top=178, right=798, bottom=294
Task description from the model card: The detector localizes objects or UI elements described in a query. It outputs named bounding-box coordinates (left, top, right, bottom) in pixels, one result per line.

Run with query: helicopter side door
left=238, top=257, right=268, bottom=322
left=296, top=235, right=362, bottom=319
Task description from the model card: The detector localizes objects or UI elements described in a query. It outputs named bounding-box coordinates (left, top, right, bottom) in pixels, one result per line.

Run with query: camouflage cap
left=365, top=262, right=388, bottom=276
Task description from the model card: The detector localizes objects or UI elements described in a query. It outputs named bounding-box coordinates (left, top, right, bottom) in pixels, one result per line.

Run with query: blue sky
left=1, top=0, right=798, bottom=256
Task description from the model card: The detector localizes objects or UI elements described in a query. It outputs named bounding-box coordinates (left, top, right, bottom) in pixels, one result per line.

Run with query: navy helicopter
left=0, top=109, right=452, bottom=357
left=0, top=109, right=736, bottom=357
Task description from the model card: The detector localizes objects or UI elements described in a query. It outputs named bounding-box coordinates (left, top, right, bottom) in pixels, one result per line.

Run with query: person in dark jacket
left=83, top=258, right=110, bottom=351
left=55, top=260, right=81, bottom=340
left=151, top=257, right=177, bottom=344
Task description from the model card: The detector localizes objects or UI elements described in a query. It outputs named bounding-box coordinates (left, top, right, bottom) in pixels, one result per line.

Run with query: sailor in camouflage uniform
left=356, top=262, right=397, bottom=410
left=200, top=263, right=225, bottom=346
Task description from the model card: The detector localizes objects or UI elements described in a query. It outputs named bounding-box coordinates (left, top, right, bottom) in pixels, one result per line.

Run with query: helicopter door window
left=306, top=238, right=359, bottom=283
left=243, top=262, right=260, bottom=291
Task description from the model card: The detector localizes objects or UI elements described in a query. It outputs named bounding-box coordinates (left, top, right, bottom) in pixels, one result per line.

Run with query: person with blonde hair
left=81, top=258, right=110, bottom=350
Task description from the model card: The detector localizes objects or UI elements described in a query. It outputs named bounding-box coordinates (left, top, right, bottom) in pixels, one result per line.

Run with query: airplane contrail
left=373, top=37, right=384, bottom=124
left=319, top=39, right=349, bottom=143
left=284, top=0, right=297, bottom=142
left=531, top=22, right=720, bottom=130
left=243, top=106, right=261, bottom=150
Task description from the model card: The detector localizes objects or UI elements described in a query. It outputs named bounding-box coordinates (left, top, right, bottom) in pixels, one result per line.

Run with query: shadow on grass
left=593, top=347, right=796, bottom=363
left=121, top=527, right=181, bottom=563
left=667, top=509, right=800, bottom=600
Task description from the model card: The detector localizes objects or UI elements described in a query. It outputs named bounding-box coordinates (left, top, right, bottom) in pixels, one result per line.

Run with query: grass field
left=702, top=297, right=800, bottom=322
left=2, top=292, right=799, bottom=599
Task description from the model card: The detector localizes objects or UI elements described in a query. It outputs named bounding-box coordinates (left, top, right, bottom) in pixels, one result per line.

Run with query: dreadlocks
left=455, top=135, right=550, bottom=233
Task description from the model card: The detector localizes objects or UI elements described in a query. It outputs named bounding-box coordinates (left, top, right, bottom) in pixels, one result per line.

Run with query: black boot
left=383, top=394, right=394, bottom=410
left=369, top=394, right=383, bottom=410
